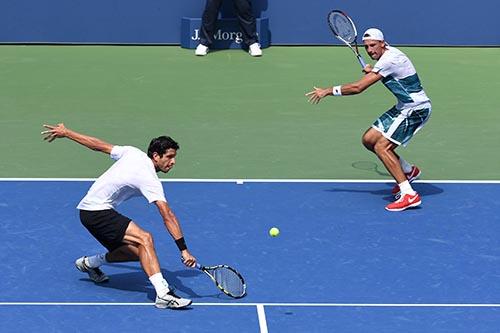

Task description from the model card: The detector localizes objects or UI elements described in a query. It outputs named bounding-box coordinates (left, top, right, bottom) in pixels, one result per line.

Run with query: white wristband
left=332, top=85, right=342, bottom=96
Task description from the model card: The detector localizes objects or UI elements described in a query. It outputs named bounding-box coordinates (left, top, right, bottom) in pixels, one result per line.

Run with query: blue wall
left=0, top=0, right=498, bottom=46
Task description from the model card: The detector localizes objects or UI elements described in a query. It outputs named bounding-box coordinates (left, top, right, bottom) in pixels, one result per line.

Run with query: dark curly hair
left=147, top=136, right=179, bottom=158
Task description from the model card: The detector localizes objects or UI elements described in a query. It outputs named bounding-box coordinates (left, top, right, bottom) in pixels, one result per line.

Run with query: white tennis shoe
left=155, top=289, right=192, bottom=309
left=75, top=256, right=109, bottom=283
left=195, top=44, right=209, bottom=56
left=249, top=43, right=262, bottom=57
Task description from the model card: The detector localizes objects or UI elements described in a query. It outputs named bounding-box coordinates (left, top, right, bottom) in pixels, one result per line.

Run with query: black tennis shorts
left=79, top=209, right=132, bottom=252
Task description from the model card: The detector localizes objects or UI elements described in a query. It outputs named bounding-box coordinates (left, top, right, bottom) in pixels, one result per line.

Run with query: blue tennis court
left=1, top=179, right=500, bottom=332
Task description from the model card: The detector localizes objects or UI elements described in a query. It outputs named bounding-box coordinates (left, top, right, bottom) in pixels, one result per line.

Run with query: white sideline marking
left=0, top=178, right=499, bottom=184
left=1, top=302, right=500, bottom=307
left=256, top=304, right=268, bottom=333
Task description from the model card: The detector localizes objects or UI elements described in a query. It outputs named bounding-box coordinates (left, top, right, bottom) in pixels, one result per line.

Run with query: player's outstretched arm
left=41, top=123, right=114, bottom=154
left=154, top=200, right=197, bottom=267
left=306, top=72, right=383, bottom=104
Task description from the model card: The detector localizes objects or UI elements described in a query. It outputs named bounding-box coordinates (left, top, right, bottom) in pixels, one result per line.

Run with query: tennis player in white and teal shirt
left=306, top=28, right=431, bottom=212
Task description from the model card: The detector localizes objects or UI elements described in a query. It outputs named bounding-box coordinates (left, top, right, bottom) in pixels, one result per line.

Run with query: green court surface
left=0, top=45, right=499, bottom=179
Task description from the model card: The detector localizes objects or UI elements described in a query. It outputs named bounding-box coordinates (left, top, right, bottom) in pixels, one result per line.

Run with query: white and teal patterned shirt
left=372, top=46, right=431, bottom=110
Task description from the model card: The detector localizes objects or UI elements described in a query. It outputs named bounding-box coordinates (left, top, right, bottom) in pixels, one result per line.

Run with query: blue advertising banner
left=0, top=0, right=498, bottom=46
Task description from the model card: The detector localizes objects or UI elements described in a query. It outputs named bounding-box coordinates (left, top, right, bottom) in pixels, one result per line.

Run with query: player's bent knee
left=362, top=135, right=375, bottom=151
left=140, top=231, right=154, bottom=248
left=124, top=221, right=155, bottom=248
left=362, top=140, right=373, bottom=151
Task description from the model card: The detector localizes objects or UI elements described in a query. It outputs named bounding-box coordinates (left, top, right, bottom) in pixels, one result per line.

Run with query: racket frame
left=195, top=262, right=247, bottom=299
left=327, top=10, right=367, bottom=69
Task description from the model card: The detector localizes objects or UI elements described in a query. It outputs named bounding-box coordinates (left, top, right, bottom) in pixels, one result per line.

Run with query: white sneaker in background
left=195, top=44, right=209, bottom=56
left=249, top=43, right=262, bottom=57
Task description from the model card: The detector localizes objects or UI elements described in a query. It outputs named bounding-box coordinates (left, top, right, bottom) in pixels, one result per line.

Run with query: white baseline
left=0, top=178, right=499, bottom=184
left=1, top=302, right=500, bottom=307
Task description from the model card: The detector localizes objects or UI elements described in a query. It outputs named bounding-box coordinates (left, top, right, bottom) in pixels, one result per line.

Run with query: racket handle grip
left=180, top=257, right=202, bottom=269
left=357, top=55, right=367, bottom=69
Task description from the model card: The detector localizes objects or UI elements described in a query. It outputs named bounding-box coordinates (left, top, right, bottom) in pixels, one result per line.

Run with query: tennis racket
left=327, top=10, right=367, bottom=69
left=184, top=259, right=247, bottom=298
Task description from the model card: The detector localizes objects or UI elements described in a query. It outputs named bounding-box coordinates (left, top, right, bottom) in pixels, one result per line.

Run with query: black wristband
left=175, top=237, right=187, bottom=251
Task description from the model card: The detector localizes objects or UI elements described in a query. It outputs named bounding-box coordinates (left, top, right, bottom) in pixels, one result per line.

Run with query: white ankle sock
left=399, top=157, right=413, bottom=174
left=85, top=253, right=107, bottom=268
left=149, top=272, right=170, bottom=296
left=399, top=180, right=416, bottom=195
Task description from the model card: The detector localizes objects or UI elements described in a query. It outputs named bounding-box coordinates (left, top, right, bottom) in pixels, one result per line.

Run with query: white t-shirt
left=372, top=46, right=431, bottom=110
left=77, top=146, right=166, bottom=211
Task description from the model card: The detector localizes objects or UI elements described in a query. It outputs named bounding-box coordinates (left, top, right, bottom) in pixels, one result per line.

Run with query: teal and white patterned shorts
left=372, top=105, right=431, bottom=146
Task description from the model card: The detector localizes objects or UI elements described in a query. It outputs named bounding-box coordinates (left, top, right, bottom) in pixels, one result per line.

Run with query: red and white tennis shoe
left=392, top=165, right=421, bottom=197
left=385, top=192, right=422, bottom=212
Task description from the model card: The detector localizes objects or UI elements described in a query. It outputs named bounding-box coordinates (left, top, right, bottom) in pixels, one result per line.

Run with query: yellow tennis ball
left=269, top=227, right=280, bottom=237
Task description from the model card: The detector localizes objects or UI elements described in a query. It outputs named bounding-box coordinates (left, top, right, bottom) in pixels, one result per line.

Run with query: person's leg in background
left=196, top=0, right=224, bottom=55
left=232, top=0, right=261, bottom=56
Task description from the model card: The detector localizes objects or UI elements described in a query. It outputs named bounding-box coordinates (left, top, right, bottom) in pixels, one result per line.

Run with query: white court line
left=1, top=302, right=500, bottom=307
left=0, top=178, right=500, bottom=184
left=256, top=304, right=268, bottom=333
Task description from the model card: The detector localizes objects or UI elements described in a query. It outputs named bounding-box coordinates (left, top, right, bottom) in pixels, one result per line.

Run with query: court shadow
left=79, top=263, right=222, bottom=300
left=325, top=186, right=393, bottom=202
left=351, top=160, right=390, bottom=177
left=325, top=182, right=444, bottom=203
left=410, top=183, right=444, bottom=197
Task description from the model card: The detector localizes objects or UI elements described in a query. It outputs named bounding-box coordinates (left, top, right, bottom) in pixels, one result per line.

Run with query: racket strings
left=329, top=13, right=356, bottom=43
left=212, top=267, right=245, bottom=297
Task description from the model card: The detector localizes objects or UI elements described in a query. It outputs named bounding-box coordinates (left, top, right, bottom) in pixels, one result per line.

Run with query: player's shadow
left=79, top=263, right=222, bottom=300
left=351, top=160, right=390, bottom=177
left=325, top=183, right=444, bottom=203
left=346, top=160, right=444, bottom=201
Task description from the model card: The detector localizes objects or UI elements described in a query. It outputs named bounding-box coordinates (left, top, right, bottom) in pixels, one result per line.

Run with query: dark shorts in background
left=79, top=209, right=132, bottom=252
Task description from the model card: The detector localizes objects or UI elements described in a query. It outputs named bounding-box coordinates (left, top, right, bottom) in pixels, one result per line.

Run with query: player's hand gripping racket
left=183, top=259, right=246, bottom=298
left=327, top=10, right=367, bottom=69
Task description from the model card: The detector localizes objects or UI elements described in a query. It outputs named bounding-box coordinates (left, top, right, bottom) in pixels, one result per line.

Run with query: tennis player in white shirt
left=306, top=28, right=431, bottom=212
left=42, top=123, right=196, bottom=309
